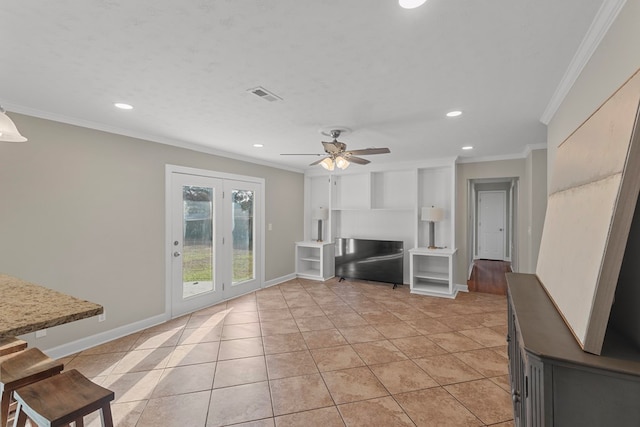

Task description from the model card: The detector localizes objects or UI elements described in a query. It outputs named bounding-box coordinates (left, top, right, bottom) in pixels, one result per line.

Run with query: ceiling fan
left=281, top=129, right=391, bottom=170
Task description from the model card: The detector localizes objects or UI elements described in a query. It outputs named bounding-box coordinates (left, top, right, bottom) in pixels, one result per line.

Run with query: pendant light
left=0, top=106, right=27, bottom=142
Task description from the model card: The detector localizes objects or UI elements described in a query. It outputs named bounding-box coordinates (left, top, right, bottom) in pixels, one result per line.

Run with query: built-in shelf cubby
left=409, top=248, right=459, bottom=298
left=295, top=241, right=335, bottom=281
left=370, top=170, right=415, bottom=210
left=331, top=173, right=370, bottom=210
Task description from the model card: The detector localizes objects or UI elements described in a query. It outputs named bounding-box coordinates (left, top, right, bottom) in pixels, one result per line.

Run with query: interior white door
left=478, top=191, right=506, bottom=260
left=170, top=171, right=263, bottom=317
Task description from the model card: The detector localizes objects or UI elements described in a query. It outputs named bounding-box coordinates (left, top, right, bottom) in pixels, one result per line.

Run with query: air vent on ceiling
left=247, top=86, right=282, bottom=102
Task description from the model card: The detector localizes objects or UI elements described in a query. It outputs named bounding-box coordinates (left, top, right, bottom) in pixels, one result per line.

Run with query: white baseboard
left=455, top=283, right=469, bottom=294
left=44, top=313, right=169, bottom=360
left=264, top=273, right=296, bottom=288
left=45, top=273, right=298, bottom=359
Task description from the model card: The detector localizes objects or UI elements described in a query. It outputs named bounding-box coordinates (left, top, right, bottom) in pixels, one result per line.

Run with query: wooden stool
left=12, top=369, right=114, bottom=427
left=0, top=339, right=27, bottom=357
left=0, top=348, right=63, bottom=427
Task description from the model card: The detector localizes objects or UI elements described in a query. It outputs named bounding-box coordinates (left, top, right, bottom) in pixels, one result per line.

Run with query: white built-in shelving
left=303, top=159, right=462, bottom=295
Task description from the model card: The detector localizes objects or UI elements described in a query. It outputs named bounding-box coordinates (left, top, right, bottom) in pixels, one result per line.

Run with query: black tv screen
left=334, top=238, right=404, bottom=285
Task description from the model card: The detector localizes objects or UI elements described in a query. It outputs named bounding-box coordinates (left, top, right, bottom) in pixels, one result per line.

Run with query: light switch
left=268, top=223, right=273, bottom=231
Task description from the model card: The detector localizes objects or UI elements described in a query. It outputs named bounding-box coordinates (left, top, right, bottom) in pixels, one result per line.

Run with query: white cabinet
left=295, top=241, right=335, bottom=281
left=409, top=248, right=460, bottom=298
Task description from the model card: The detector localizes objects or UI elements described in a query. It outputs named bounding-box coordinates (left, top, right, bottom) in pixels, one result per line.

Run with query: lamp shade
left=335, top=156, right=350, bottom=170
left=313, top=207, right=329, bottom=221
left=421, top=206, right=444, bottom=222
left=0, top=110, right=27, bottom=142
left=319, top=158, right=334, bottom=171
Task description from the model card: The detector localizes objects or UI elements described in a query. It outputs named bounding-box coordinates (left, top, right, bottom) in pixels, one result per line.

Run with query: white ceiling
left=0, top=0, right=606, bottom=171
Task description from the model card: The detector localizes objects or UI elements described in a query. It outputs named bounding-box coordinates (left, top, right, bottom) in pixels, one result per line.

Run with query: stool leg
left=1, top=390, right=11, bottom=427
left=75, top=417, right=84, bottom=427
left=100, top=405, right=114, bottom=427
left=11, top=402, right=26, bottom=427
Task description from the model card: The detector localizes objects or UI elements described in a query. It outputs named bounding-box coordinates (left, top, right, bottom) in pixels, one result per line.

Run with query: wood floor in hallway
left=468, top=260, right=512, bottom=295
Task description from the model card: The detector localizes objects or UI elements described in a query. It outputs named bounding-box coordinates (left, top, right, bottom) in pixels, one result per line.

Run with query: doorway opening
left=467, top=178, right=518, bottom=293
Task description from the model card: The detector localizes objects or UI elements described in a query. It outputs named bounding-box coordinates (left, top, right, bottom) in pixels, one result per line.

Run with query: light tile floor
left=60, top=278, right=514, bottom=426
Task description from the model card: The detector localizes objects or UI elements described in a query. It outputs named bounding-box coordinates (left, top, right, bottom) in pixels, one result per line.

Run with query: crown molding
left=540, top=0, right=627, bottom=125
left=3, top=103, right=305, bottom=174
left=456, top=143, right=547, bottom=165
left=456, top=152, right=523, bottom=164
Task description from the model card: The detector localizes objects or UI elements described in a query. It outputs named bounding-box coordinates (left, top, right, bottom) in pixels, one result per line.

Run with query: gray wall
left=455, top=150, right=547, bottom=281
left=527, top=149, right=548, bottom=270
left=0, top=114, right=304, bottom=350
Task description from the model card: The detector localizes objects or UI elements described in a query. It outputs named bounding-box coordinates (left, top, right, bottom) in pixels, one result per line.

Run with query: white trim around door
left=165, top=164, right=265, bottom=318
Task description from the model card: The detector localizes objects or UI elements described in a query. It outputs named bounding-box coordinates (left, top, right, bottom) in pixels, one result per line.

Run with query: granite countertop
left=0, top=274, right=103, bottom=338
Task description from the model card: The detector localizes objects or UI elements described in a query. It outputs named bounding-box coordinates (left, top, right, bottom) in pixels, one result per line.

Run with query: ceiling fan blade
left=280, top=153, right=324, bottom=156
left=309, top=157, right=327, bottom=166
left=322, top=141, right=346, bottom=154
left=347, top=156, right=371, bottom=165
left=346, top=147, right=391, bottom=156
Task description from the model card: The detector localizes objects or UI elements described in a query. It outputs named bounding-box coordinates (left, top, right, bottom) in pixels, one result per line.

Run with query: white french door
left=223, top=179, right=262, bottom=300
left=168, top=166, right=263, bottom=317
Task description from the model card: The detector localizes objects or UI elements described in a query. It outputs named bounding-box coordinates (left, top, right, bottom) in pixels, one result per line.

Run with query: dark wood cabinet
left=507, top=273, right=640, bottom=427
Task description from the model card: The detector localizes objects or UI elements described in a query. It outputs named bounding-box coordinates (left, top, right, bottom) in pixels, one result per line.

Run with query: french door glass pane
left=232, top=189, right=254, bottom=284
left=182, top=186, right=215, bottom=298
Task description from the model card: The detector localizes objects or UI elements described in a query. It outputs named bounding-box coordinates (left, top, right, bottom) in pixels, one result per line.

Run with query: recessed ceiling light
left=114, top=103, right=133, bottom=110
left=462, top=146, right=473, bottom=150
left=253, top=143, right=264, bottom=148
left=399, top=0, right=427, bottom=9
left=446, top=110, right=462, bottom=117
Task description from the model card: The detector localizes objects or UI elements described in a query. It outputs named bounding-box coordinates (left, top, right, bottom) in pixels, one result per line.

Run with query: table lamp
left=313, top=207, right=329, bottom=242
left=421, top=206, right=444, bottom=249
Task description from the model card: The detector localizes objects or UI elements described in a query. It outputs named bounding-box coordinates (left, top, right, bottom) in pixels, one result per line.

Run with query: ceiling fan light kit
left=319, top=156, right=350, bottom=171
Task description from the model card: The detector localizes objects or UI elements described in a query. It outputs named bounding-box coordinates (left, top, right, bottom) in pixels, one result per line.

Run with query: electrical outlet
left=35, top=329, right=47, bottom=338
left=268, top=223, right=273, bottom=231
left=98, top=311, right=106, bottom=322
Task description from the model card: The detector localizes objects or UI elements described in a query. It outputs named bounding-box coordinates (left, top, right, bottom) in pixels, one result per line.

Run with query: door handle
left=173, top=251, right=181, bottom=257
